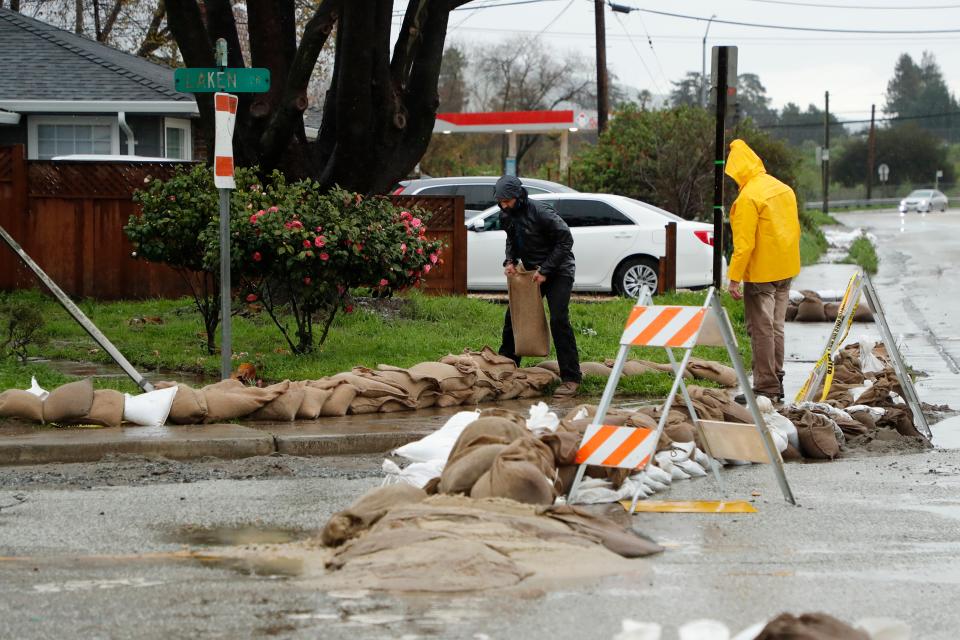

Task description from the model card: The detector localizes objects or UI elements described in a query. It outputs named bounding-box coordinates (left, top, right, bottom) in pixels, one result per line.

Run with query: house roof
left=0, top=7, right=193, bottom=105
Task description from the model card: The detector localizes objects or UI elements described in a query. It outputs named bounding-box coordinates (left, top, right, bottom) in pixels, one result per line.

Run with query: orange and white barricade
left=567, top=286, right=797, bottom=509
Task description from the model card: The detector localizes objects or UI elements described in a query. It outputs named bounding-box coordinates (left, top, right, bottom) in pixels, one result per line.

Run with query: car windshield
left=909, top=190, right=934, bottom=198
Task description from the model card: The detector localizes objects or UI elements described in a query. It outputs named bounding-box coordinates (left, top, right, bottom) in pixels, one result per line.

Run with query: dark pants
left=499, top=275, right=582, bottom=383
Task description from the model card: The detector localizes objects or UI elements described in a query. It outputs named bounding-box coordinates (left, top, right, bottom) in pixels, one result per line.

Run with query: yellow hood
left=725, top=139, right=765, bottom=189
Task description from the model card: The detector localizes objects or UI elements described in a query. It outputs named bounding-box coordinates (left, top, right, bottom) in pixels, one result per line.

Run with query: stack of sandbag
left=787, top=289, right=874, bottom=323
left=537, top=356, right=738, bottom=387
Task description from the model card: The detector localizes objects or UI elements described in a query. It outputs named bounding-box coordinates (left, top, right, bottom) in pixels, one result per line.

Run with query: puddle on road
left=166, top=524, right=313, bottom=547
left=31, top=358, right=218, bottom=387
left=909, top=503, right=960, bottom=522
left=930, top=415, right=960, bottom=449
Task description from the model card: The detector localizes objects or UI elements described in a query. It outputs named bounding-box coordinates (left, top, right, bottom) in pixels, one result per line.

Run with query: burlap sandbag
left=877, top=407, right=923, bottom=438
left=517, top=366, right=560, bottom=388
left=664, top=421, right=697, bottom=443
left=398, top=362, right=476, bottom=392
left=507, top=267, right=550, bottom=357
left=796, top=296, right=827, bottom=322
left=0, top=389, right=44, bottom=423
left=297, top=384, right=332, bottom=420
left=80, top=389, right=125, bottom=427
left=201, top=380, right=288, bottom=422
left=360, top=367, right=436, bottom=401
left=538, top=430, right=582, bottom=465
left=754, top=612, right=869, bottom=640
left=824, top=302, right=839, bottom=321
left=435, top=389, right=474, bottom=408
left=319, top=383, right=358, bottom=417
left=785, top=303, right=798, bottom=322
left=536, top=360, right=560, bottom=375
left=783, top=408, right=840, bottom=460
left=251, top=382, right=305, bottom=421
left=542, top=504, right=664, bottom=557
left=448, top=416, right=530, bottom=463
left=321, top=483, right=428, bottom=547
left=853, top=304, right=874, bottom=322
left=439, top=443, right=508, bottom=494
left=443, top=346, right=519, bottom=381
left=580, top=362, right=612, bottom=378
left=687, top=358, right=738, bottom=387
left=42, top=378, right=95, bottom=423
left=471, top=437, right=557, bottom=504
left=477, top=407, right=529, bottom=428
left=159, top=383, right=207, bottom=424
left=626, top=411, right=658, bottom=430
left=847, top=408, right=876, bottom=430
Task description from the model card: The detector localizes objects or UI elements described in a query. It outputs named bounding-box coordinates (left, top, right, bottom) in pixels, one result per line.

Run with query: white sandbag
left=392, top=409, right=480, bottom=463
left=645, top=463, right=673, bottom=486
left=613, top=619, right=662, bottom=640
left=788, top=290, right=804, bottom=304
left=847, top=405, right=885, bottom=420
left=730, top=621, right=766, bottom=640
left=381, top=458, right=445, bottom=489
left=621, top=476, right=653, bottom=501
left=526, top=401, right=559, bottom=433
left=693, top=447, right=714, bottom=471
left=676, top=458, right=708, bottom=478
left=757, top=395, right=797, bottom=451
left=26, top=376, right=49, bottom=400
left=859, top=336, right=885, bottom=373
left=570, top=477, right=620, bottom=504
left=635, top=470, right=669, bottom=492
left=123, top=385, right=178, bottom=427
left=679, top=619, right=731, bottom=640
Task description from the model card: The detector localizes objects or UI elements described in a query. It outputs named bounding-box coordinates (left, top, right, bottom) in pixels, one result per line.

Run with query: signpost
left=710, top=45, right=737, bottom=290
left=176, top=39, right=270, bottom=379
left=878, top=163, right=890, bottom=198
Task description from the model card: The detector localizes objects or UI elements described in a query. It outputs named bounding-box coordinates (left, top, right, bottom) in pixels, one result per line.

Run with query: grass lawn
left=0, top=288, right=751, bottom=399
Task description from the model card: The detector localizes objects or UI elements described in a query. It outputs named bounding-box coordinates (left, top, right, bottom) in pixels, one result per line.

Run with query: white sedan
left=466, top=193, right=721, bottom=297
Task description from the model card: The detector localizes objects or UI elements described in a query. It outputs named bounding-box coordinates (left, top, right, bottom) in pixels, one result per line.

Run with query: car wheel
left=614, top=257, right=659, bottom=298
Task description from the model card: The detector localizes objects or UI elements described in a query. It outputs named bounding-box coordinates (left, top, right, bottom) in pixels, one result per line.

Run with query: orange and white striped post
left=214, top=90, right=238, bottom=380
left=213, top=92, right=238, bottom=189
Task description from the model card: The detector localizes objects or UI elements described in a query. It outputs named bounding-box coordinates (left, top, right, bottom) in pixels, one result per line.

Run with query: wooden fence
left=0, top=145, right=466, bottom=299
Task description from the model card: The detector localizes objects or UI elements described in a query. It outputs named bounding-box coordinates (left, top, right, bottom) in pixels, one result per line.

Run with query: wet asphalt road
left=2, top=209, right=960, bottom=639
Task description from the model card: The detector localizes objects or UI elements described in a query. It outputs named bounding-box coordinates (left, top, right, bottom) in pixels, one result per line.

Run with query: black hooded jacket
left=493, top=176, right=575, bottom=279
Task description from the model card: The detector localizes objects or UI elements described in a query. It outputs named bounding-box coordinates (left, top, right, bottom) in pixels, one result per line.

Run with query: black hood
left=493, top=175, right=525, bottom=201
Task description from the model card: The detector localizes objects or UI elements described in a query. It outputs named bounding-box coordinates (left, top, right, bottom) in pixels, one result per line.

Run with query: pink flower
left=337, top=285, right=346, bottom=295
left=252, top=251, right=262, bottom=262
left=416, top=247, right=424, bottom=255
left=314, top=236, right=326, bottom=248
left=249, top=214, right=259, bottom=224
left=303, top=277, right=312, bottom=285
left=246, top=293, right=257, bottom=302
left=429, top=253, right=438, bottom=264
left=268, top=206, right=279, bottom=213
left=302, top=239, right=312, bottom=248
left=423, top=264, right=432, bottom=274
left=290, top=220, right=304, bottom=229
left=315, top=226, right=323, bottom=233
left=400, top=243, right=407, bottom=254
left=168, top=195, right=176, bottom=202
left=400, top=211, right=412, bottom=221
left=320, top=252, right=329, bottom=261
left=379, top=278, right=388, bottom=287
left=411, top=217, right=422, bottom=228
left=344, top=304, right=354, bottom=314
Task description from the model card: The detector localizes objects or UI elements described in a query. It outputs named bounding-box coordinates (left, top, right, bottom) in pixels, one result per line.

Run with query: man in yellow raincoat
left=725, top=139, right=801, bottom=403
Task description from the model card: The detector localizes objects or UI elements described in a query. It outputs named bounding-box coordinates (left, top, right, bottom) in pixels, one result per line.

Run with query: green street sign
left=174, top=67, right=270, bottom=93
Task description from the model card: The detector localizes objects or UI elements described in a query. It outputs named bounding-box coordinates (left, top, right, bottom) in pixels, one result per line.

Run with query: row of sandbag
left=0, top=347, right=560, bottom=428
left=788, top=289, right=874, bottom=323
left=540, top=356, right=739, bottom=387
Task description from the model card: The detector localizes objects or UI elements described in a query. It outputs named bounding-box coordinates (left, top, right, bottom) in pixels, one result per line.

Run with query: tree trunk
left=165, top=0, right=467, bottom=193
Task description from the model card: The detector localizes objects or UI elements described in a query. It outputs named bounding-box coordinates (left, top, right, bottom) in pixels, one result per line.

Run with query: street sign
left=174, top=67, right=270, bottom=93
left=710, top=45, right=738, bottom=109
left=878, top=163, right=890, bottom=183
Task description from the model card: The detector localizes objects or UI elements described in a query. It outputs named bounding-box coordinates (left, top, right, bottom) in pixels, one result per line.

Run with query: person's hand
left=504, top=263, right=517, bottom=276
left=533, top=270, right=547, bottom=285
left=728, top=280, right=743, bottom=300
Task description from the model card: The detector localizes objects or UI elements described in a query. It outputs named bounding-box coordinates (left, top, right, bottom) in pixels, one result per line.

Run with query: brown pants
left=744, top=278, right=792, bottom=395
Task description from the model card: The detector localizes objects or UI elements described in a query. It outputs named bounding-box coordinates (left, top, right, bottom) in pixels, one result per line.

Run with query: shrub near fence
left=0, top=145, right=465, bottom=300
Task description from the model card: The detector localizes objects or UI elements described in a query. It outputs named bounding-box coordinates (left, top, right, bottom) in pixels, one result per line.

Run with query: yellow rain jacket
left=725, top=139, right=801, bottom=283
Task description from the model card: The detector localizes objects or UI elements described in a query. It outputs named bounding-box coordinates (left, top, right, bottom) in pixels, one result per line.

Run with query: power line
left=611, top=12, right=664, bottom=94
left=744, top=0, right=960, bottom=9
left=393, top=0, right=560, bottom=17
left=759, top=109, right=960, bottom=129
left=635, top=7, right=960, bottom=34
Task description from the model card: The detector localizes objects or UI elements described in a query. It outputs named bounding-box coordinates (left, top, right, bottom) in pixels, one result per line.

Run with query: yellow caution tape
left=620, top=500, right=758, bottom=513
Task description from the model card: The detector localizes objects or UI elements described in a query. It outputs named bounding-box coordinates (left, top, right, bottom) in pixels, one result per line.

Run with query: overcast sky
left=393, top=0, right=960, bottom=121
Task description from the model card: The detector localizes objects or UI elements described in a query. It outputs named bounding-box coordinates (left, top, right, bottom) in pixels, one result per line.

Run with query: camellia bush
left=126, top=164, right=261, bottom=354
left=229, top=184, right=442, bottom=354
left=128, top=168, right=442, bottom=356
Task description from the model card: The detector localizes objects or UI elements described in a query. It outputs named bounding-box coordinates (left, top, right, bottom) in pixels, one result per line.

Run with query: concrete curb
left=0, top=422, right=434, bottom=466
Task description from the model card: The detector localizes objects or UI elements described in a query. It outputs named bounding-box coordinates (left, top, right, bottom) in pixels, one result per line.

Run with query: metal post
left=0, top=224, right=154, bottom=392
left=594, top=0, right=609, bottom=134
left=219, top=188, right=232, bottom=379
left=712, top=46, right=728, bottom=290
left=700, top=15, right=717, bottom=108
left=709, top=294, right=796, bottom=505
left=861, top=273, right=932, bottom=439
left=822, top=90, right=830, bottom=216
left=866, top=104, right=876, bottom=202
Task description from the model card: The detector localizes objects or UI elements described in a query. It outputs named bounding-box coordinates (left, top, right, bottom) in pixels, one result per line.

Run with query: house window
left=164, top=118, right=192, bottom=160
left=28, top=116, right=119, bottom=159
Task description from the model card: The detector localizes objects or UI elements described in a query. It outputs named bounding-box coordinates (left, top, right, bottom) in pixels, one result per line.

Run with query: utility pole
left=866, top=104, right=876, bottom=201
left=595, top=0, right=609, bottom=134
left=712, top=46, right=729, bottom=290
left=822, top=90, right=830, bottom=216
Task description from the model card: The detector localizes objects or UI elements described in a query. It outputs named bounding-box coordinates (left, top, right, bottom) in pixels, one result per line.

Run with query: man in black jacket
left=494, top=175, right=581, bottom=397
